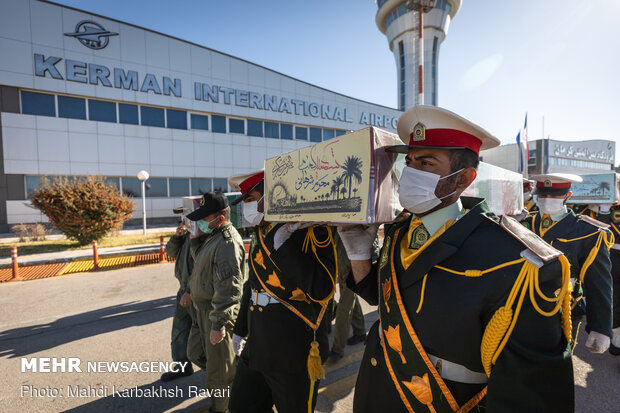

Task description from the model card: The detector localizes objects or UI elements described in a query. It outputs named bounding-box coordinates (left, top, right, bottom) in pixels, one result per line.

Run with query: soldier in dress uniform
left=226, top=171, right=337, bottom=413
left=521, top=176, right=614, bottom=354
left=338, top=105, right=574, bottom=412
left=523, top=178, right=538, bottom=212
left=572, top=203, right=620, bottom=355
left=510, top=178, right=537, bottom=221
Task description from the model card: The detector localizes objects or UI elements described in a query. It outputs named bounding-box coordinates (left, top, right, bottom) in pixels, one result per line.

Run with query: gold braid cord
left=577, top=230, right=614, bottom=283
left=480, top=255, right=571, bottom=377
left=301, top=226, right=338, bottom=304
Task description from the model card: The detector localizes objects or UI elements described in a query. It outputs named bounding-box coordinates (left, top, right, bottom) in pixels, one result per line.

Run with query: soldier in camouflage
left=186, top=192, right=246, bottom=413
left=160, top=210, right=205, bottom=382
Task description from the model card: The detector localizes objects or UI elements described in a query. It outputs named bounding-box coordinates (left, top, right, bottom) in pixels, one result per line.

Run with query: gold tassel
left=307, top=340, right=325, bottom=381
left=561, top=282, right=573, bottom=344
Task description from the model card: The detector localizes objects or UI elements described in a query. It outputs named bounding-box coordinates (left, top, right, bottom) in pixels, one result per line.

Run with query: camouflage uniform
left=165, top=233, right=202, bottom=366
left=187, top=222, right=245, bottom=412
left=332, top=231, right=366, bottom=355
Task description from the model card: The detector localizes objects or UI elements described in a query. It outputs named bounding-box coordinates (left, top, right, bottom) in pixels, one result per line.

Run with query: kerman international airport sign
left=34, top=53, right=397, bottom=130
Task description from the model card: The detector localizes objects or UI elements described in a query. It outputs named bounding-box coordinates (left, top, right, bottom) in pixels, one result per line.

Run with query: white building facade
left=0, top=0, right=403, bottom=230
left=480, top=139, right=615, bottom=176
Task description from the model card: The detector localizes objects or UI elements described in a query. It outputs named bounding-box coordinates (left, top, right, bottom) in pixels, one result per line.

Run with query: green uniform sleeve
left=485, top=258, right=574, bottom=412
left=580, top=229, right=613, bottom=338
left=165, top=234, right=185, bottom=259
left=209, top=238, right=245, bottom=331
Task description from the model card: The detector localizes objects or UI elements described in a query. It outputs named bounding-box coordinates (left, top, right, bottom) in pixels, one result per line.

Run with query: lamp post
left=137, top=170, right=149, bottom=235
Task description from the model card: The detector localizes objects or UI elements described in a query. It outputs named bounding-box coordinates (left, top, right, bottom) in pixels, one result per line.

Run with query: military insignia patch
left=380, top=237, right=391, bottom=268
left=612, top=210, right=620, bottom=224
left=542, top=216, right=554, bottom=229
left=522, top=221, right=531, bottom=230
left=409, top=226, right=430, bottom=250
left=412, top=122, right=426, bottom=142
left=200, top=197, right=205, bottom=206
left=543, top=180, right=552, bottom=188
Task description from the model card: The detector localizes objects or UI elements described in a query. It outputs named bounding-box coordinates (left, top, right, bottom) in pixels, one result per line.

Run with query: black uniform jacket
left=233, top=224, right=333, bottom=375
left=349, top=198, right=574, bottom=413
left=522, top=210, right=613, bottom=338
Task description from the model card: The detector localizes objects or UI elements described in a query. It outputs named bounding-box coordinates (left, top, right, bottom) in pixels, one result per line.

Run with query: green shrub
left=30, top=176, right=134, bottom=245
left=12, top=223, right=48, bottom=241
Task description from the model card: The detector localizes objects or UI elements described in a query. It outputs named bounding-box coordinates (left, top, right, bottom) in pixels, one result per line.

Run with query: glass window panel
left=25, top=176, right=41, bottom=197
left=309, top=127, right=322, bottom=142
left=21, top=91, right=55, bottom=117
left=169, top=178, right=189, bottom=197
left=104, top=176, right=120, bottom=191
left=191, top=178, right=212, bottom=195
left=58, top=96, right=86, bottom=119
left=212, top=115, right=226, bottom=133
left=88, top=99, right=116, bottom=123
left=145, top=177, right=167, bottom=197
left=167, top=109, right=187, bottom=130
left=121, top=177, right=141, bottom=197
left=140, top=106, right=165, bottom=127
left=213, top=178, right=228, bottom=192
left=322, top=129, right=335, bottom=140
left=264, top=122, right=279, bottom=139
left=247, top=120, right=263, bottom=137
left=119, top=103, right=139, bottom=125
left=191, top=114, right=209, bottom=130
left=335, top=130, right=346, bottom=137
left=229, top=118, right=245, bottom=134
left=295, top=126, right=308, bottom=140
left=280, top=124, right=293, bottom=140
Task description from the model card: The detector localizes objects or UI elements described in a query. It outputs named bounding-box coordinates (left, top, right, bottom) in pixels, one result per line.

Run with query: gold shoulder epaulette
left=578, top=214, right=610, bottom=230
left=498, top=215, right=562, bottom=263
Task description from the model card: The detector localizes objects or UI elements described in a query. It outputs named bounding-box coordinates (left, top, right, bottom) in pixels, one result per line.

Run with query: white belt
left=611, top=244, right=620, bottom=251
left=427, top=354, right=488, bottom=384
left=252, top=290, right=280, bottom=307
left=378, top=328, right=488, bottom=384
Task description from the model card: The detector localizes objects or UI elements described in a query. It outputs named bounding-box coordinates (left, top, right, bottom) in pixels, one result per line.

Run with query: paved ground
left=0, top=264, right=618, bottom=412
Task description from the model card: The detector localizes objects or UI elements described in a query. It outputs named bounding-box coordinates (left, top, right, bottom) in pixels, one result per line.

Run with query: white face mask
left=538, top=197, right=566, bottom=215
left=398, top=167, right=463, bottom=214
left=523, top=191, right=532, bottom=201
left=243, top=197, right=264, bottom=226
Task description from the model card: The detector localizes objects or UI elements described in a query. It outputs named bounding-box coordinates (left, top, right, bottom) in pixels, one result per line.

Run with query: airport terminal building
left=0, top=0, right=402, bottom=230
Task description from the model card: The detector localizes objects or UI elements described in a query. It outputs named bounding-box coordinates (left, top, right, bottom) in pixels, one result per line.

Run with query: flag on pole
left=516, top=130, right=523, bottom=173
left=523, top=113, right=529, bottom=161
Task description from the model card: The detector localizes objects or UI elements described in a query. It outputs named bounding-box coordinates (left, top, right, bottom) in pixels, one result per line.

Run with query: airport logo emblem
left=64, top=21, right=118, bottom=50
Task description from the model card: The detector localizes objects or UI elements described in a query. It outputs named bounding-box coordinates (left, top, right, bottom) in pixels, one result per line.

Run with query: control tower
left=376, top=0, right=461, bottom=110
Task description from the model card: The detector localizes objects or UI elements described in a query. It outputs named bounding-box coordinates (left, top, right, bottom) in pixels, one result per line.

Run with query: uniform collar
left=549, top=206, right=569, bottom=222
left=416, top=199, right=463, bottom=237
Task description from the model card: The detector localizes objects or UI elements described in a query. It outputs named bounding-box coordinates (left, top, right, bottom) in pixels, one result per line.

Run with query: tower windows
left=399, top=41, right=405, bottom=111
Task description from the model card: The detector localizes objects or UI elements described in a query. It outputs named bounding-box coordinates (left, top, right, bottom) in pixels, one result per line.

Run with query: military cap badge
left=412, top=122, right=426, bottom=142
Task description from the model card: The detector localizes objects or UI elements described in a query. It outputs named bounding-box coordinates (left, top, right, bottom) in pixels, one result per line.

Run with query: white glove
left=612, top=326, right=620, bottom=348
left=588, top=204, right=600, bottom=213
left=273, top=222, right=313, bottom=250
left=232, top=334, right=246, bottom=356
left=585, top=331, right=610, bottom=354
left=599, top=204, right=612, bottom=213
left=337, top=224, right=379, bottom=260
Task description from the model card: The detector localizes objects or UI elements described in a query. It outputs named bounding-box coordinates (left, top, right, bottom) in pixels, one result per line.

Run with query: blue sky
left=52, top=0, right=620, bottom=164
